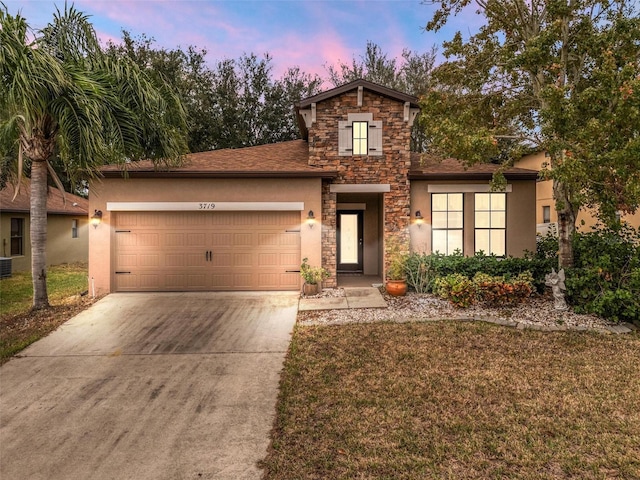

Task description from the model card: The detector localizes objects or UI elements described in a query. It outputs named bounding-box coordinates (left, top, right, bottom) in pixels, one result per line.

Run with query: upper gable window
left=352, top=121, right=368, bottom=155
left=338, top=113, right=383, bottom=156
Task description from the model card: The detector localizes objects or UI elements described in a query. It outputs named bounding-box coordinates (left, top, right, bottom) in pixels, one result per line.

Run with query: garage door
left=113, top=211, right=301, bottom=291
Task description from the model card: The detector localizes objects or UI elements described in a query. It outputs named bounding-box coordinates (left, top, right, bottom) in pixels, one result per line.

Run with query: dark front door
left=337, top=211, right=363, bottom=272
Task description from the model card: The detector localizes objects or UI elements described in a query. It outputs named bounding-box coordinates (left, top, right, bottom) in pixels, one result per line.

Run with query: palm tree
left=0, top=5, right=187, bottom=309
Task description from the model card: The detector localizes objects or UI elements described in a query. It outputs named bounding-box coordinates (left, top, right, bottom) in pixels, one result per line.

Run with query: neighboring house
left=89, top=79, right=538, bottom=294
left=0, top=180, right=89, bottom=274
left=516, top=151, right=640, bottom=234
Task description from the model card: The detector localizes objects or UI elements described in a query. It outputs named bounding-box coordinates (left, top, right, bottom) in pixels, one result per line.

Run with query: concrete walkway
left=298, top=287, right=387, bottom=311
left=0, top=292, right=298, bottom=480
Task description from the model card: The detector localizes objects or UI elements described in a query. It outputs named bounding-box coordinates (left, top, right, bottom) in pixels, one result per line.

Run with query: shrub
left=473, top=272, right=534, bottom=307
left=300, top=258, right=330, bottom=285
left=405, top=253, right=438, bottom=293
left=404, top=251, right=551, bottom=294
left=434, top=274, right=477, bottom=308
left=565, top=224, right=640, bottom=323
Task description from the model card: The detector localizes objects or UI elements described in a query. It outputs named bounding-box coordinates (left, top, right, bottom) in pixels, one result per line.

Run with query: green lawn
left=262, top=321, right=640, bottom=480
left=0, top=263, right=91, bottom=363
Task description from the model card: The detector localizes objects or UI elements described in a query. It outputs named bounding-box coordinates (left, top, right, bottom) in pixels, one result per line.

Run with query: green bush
left=565, top=224, right=640, bottom=323
left=405, top=251, right=552, bottom=294
left=434, top=274, right=477, bottom=308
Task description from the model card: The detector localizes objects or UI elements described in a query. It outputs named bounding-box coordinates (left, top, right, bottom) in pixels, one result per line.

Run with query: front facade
left=0, top=180, right=89, bottom=273
left=89, top=80, right=537, bottom=295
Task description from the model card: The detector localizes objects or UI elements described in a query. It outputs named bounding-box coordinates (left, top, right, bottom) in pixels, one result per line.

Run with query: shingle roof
left=0, top=179, right=89, bottom=215
left=409, top=153, right=540, bottom=180
left=101, top=140, right=337, bottom=178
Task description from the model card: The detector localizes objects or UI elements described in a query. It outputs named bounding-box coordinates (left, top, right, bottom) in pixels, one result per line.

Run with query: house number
left=199, top=203, right=216, bottom=210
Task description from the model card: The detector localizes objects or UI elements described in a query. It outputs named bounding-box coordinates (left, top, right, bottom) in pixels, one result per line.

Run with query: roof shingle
left=101, top=140, right=337, bottom=178
left=0, top=180, right=89, bottom=215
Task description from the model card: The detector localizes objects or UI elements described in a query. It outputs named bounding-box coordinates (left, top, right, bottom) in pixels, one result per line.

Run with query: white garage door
left=113, top=211, right=301, bottom=291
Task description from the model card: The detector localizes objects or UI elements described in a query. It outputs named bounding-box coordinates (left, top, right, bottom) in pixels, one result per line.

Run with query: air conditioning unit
left=0, top=257, right=12, bottom=278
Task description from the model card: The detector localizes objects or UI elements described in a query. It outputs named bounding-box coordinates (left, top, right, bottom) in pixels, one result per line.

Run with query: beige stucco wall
left=409, top=180, right=537, bottom=257
left=517, top=152, right=640, bottom=230
left=0, top=213, right=89, bottom=273
left=89, top=176, right=323, bottom=295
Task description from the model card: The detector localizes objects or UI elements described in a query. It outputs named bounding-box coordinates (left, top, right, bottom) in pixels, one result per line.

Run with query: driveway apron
left=0, top=292, right=298, bottom=480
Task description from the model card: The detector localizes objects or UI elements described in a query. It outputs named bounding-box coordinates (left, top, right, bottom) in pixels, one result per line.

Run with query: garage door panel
left=140, top=254, right=159, bottom=267
left=114, top=211, right=301, bottom=291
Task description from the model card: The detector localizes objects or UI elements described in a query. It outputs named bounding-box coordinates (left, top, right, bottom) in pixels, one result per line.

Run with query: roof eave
left=297, top=79, right=419, bottom=108
left=408, top=172, right=540, bottom=181
left=101, top=170, right=338, bottom=179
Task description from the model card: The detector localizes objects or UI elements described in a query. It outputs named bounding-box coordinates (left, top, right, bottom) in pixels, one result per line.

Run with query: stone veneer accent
left=308, top=90, right=412, bottom=281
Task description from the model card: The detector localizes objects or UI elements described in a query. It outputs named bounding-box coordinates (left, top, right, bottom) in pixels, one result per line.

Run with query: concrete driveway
left=0, top=292, right=298, bottom=480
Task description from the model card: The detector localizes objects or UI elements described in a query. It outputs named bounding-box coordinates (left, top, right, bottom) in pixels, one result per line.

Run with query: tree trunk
left=553, top=179, right=577, bottom=269
left=30, top=160, right=50, bottom=310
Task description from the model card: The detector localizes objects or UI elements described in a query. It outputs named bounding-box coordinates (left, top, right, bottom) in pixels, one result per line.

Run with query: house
left=88, top=79, right=538, bottom=294
left=516, top=151, right=640, bottom=233
left=0, top=180, right=89, bottom=274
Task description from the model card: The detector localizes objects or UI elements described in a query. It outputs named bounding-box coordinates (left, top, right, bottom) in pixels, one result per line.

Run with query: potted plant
left=385, top=235, right=408, bottom=296
left=300, top=257, right=330, bottom=296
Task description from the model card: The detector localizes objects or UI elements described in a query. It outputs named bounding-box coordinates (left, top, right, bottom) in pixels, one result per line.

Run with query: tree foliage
left=422, top=0, right=640, bottom=266
left=106, top=33, right=324, bottom=152
left=0, top=5, right=187, bottom=308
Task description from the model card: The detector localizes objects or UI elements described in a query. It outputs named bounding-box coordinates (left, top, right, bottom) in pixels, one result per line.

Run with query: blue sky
left=8, top=1, right=483, bottom=82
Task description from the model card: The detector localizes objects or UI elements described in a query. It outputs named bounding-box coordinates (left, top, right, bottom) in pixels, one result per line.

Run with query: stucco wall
left=0, top=213, right=89, bottom=273
left=89, top=177, right=322, bottom=295
left=410, top=180, right=537, bottom=257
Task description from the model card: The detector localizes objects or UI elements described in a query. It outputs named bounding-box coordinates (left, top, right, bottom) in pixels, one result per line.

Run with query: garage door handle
left=205, top=251, right=213, bottom=262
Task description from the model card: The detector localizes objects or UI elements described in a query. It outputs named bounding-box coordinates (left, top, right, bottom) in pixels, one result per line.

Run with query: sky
left=6, top=0, right=484, bottom=84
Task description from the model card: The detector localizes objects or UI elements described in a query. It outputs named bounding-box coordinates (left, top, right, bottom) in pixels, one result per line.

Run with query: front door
left=337, top=211, right=363, bottom=272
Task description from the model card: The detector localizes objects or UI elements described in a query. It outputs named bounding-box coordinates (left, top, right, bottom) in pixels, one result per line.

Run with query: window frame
left=351, top=120, right=368, bottom=155
left=542, top=205, right=551, bottom=224
left=10, top=217, right=24, bottom=256
left=431, top=192, right=464, bottom=255
left=72, top=219, right=79, bottom=238
left=474, top=192, right=506, bottom=257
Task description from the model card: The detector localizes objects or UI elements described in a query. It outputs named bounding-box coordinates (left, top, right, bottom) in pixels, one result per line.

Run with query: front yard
left=262, top=321, right=640, bottom=479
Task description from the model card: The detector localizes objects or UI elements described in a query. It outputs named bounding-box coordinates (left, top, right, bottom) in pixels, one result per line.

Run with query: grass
left=0, top=263, right=94, bottom=363
left=262, top=321, right=640, bottom=480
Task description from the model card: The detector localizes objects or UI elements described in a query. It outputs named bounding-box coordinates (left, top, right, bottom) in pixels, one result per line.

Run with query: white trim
left=330, top=184, right=391, bottom=193
left=337, top=203, right=367, bottom=210
left=106, top=202, right=305, bottom=212
left=427, top=184, right=512, bottom=193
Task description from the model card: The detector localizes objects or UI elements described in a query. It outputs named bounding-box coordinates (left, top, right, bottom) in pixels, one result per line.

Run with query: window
left=432, top=193, right=463, bottom=255
left=72, top=219, right=78, bottom=238
left=10, top=218, right=24, bottom=256
left=338, top=113, right=383, bottom=156
left=475, top=193, right=506, bottom=256
left=542, top=206, right=551, bottom=223
left=352, top=121, right=368, bottom=155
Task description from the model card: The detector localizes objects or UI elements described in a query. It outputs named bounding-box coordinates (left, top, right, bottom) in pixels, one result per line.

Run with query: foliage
left=433, top=270, right=534, bottom=308
left=564, top=224, right=640, bottom=322
left=473, top=272, right=534, bottom=307
left=405, top=251, right=552, bottom=293
left=300, top=258, right=330, bottom=285
left=385, top=235, right=409, bottom=280
left=106, top=32, right=324, bottom=153
left=405, top=253, right=438, bottom=293
left=326, top=41, right=438, bottom=152
left=422, top=0, right=640, bottom=267
left=434, top=273, right=477, bottom=308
